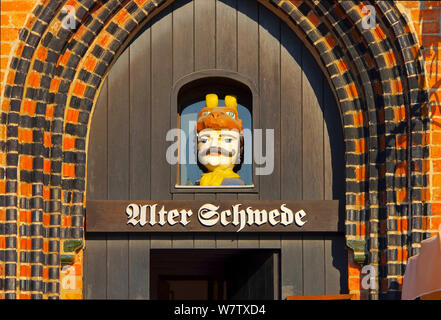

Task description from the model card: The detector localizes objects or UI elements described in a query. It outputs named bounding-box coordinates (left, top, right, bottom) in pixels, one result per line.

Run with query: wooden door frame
left=169, top=69, right=261, bottom=193
left=150, top=248, right=280, bottom=300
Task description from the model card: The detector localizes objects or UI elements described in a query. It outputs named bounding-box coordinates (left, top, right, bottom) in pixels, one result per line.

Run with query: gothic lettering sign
left=86, top=200, right=341, bottom=232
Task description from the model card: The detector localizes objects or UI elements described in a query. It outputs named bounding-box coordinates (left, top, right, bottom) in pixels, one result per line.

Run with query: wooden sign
left=86, top=200, right=341, bottom=232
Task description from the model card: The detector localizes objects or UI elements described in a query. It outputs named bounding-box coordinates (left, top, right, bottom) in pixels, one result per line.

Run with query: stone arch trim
left=0, top=0, right=430, bottom=299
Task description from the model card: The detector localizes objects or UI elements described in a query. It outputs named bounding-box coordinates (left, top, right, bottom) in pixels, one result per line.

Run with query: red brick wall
left=1, top=0, right=84, bottom=299
left=399, top=1, right=441, bottom=235
left=0, top=1, right=37, bottom=100
left=346, top=0, right=441, bottom=300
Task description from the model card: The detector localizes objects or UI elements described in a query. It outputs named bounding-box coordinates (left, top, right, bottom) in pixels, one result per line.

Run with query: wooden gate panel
left=84, top=0, right=347, bottom=299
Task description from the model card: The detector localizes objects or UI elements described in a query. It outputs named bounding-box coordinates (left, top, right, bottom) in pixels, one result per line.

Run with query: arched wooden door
left=84, top=0, right=346, bottom=299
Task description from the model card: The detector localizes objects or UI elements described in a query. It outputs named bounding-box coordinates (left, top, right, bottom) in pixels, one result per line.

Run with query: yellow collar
left=200, top=168, right=240, bottom=186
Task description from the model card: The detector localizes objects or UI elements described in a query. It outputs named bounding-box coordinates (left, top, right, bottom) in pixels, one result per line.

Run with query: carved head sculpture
left=196, top=94, right=245, bottom=186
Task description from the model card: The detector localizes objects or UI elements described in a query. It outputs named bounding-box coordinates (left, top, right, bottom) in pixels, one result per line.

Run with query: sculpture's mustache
left=198, top=146, right=236, bottom=157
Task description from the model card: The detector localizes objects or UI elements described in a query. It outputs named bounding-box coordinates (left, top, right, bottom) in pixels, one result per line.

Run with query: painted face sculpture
left=196, top=94, right=245, bottom=186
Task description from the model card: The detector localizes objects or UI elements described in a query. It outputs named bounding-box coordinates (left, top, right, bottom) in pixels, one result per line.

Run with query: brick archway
left=0, top=0, right=430, bottom=299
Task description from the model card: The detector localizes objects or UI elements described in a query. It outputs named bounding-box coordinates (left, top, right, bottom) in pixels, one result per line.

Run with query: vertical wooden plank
left=281, top=24, right=302, bottom=201
left=84, top=79, right=108, bottom=299
left=150, top=6, right=173, bottom=249
left=107, top=49, right=130, bottom=299
left=128, top=233, right=150, bottom=299
left=278, top=23, right=305, bottom=298
left=87, top=79, right=108, bottom=200
left=150, top=6, right=172, bottom=201
left=237, top=193, right=259, bottom=248
left=301, top=46, right=325, bottom=296
left=194, top=193, right=216, bottom=248
left=272, top=252, right=280, bottom=300
left=194, top=0, right=216, bottom=70
left=108, top=51, right=130, bottom=200
left=237, top=0, right=258, bottom=82
left=302, top=45, right=324, bottom=201
left=278, top=20, right=304, bottom=299
left=324, top=234, right=348, bottom=294
left=106, top=233, right=129, bottom=299
left=323, top=81, right=333, bottom=202
left=322, top=78, right=346, bottom=294
left=259, top=4, right=280, bottom=201
left=216, top=0, right=237, bottom=70
left=173, top=0, right=194, bottom=81
left=237, top=0, right=259, bottom=197
left=259, top=234, right=281, bottom=249
left=129, top=27, right=151, bottom=201
left=171, top=0, right=196, bottom=247
left=260, top=252, right=277, bottom=300
left=236, top=0, right=258, bottom=253
left=281, top=234, right=303, bottom=298
left=172, top=193, right=194, bottom=248
left=302, top=235, right=325, bottom=295
left=215, top=193, right=238, bottom=248
left=84, top=234, right=107, bottom=299
left=128, top=32, right=151, bottom=300
left=323, top=82, right=345, bottom=202
left=150, top=236, right=172, bottom=249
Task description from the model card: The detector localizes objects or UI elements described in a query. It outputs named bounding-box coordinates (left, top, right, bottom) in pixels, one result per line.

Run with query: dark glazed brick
left=7, top=113, right=19, bottom=125
left=89, top=19, right=103, bottom=34
left=126, top=2, right=139, bottom=14
left=26, top=33, right=40, bottom=47
left=108, top=39, right=121, bottom=52
left=18, top=28, right=29, bottom=42
left=94, top=62, right=107, bottom=76
left=133, top=10, right=147, bottom=23
left=91, top=45, right=104, bottom=58
left=297, top=2, right=311, bottom=16
left=72, top=42, right=88, bottom=57
left=144, top=1, right=158, bottom=14
left=66, top=54, right=81, bottom=68
left=125, top=19, right=137, bottom=33
left=9, top=100, right=22, bottom=112
left=62, top=67, right=76, bottom=80
left=48, top=36, right=66, bottom=52
left=22, top=46, right=34, bottom=59
left=14, top=72, right=27, bottom=86
left=82, top=30, right=95, bottom=45
left=97, top=7, right=112, bottom=22
left=46, top=50, right=59, bottom=63
left=6, top=168, right=17, bottom=180
left=106, top=22, right=119, bottom=35
left=306, top=30, right=321, bottom=44
left=84, top=86, right=96, bottom=100
left=11, top=86, right=24, bottom=99
left=32, top=20, right=47, bottom=35
left=78, top=111, right=89, bottom=124
left=78, top=70, right=91, bottom=82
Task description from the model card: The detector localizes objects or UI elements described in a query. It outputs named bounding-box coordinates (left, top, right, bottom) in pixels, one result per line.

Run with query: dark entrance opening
left=150, top=249, right=279, bottom=300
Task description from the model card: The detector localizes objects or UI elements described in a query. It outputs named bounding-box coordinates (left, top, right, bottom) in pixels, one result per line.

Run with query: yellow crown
left=205, top=94, right=238, bottom=111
